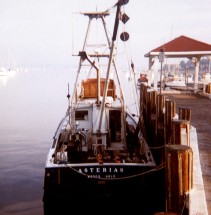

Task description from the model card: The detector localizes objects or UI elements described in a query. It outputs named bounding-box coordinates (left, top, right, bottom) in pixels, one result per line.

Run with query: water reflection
left=0, top=75, right=10, bottom=86
left=0, top=67, right=71, bottom=215
left=0, top=67, right=17, bottom=86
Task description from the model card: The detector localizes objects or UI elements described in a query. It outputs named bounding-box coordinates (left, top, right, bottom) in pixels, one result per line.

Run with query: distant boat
left=0, top=67, right=17, bottom=77
left=163, top=72, right=187, bottom=88
left=200, top=72, right=211, bottom=83
left=43, top=0, right=157, bottom=202
left=0, top=67, right=9, bottom=76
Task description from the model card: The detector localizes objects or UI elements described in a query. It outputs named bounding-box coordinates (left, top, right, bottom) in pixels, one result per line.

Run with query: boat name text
left=78, top=167, right=124, bottom=174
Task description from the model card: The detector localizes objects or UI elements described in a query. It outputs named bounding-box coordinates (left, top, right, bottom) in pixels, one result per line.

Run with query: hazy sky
left=0, top=0, right=211, bottom=70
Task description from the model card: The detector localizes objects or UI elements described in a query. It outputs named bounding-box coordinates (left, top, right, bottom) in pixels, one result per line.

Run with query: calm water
left=0, top=67, right=73, bottom=215
left=0, top=67, right=140, bottom=215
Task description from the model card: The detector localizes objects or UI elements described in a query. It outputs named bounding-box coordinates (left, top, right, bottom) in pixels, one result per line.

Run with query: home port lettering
left=78, top=167, right=124, bottom=178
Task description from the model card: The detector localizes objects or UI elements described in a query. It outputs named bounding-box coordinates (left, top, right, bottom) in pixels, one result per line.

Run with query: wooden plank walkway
left=165, top=93, right=211, bottom=214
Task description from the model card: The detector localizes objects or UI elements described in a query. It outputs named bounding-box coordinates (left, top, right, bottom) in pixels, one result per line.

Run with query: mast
left=98, top=0, right=129, bottom=132
left=71, top=0, right=129, bottom=132
left=78, top=12, right=111, bottom=105
left=71, top=11, right=110, bottom=130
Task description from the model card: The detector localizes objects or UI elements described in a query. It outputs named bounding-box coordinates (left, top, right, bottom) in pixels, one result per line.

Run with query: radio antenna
left=67, top=83, right=71, bottom=125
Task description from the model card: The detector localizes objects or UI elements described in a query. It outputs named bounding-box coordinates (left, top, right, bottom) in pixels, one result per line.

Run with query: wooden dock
left=165, top=93, right=211, bottom=214
left=139, top=82, right=211, bottom=214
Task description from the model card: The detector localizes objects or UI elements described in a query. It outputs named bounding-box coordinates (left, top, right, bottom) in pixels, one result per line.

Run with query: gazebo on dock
left=144, top=35, right=211, bottom=90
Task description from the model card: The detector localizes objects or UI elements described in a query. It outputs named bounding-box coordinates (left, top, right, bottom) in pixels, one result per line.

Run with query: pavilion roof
left=144, top=35, right=211, bottom=58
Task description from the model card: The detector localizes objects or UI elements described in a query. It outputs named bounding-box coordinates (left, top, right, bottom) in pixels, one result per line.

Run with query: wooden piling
left=146, top=90, right=158, bottom=144
left=155, top=94, right=166, bottom=164
left=146, top=90, right=152, bottom=131
left=165, top=145, right=193, bottom=213
left=165, top=100, right=176, bottom=145
left=178, top=107, right=191, bottom=127
left=206, top=83, right=211, bottom=94
left=171, top=119, right=190, bottom=146
left=156, top=94, right=166, bottom=139
left=141, top=84, right=150, bottom=130
left=149, top=90, right=158, bottom=144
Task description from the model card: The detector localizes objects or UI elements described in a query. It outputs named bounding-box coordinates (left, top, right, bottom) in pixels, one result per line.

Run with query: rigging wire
left=71, top=0, right=76, bottom=55
left=116, top=5, right=140, bottom=117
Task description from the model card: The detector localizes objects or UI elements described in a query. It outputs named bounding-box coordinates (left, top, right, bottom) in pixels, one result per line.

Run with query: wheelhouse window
left=75, top=110, right=88, bottom=120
